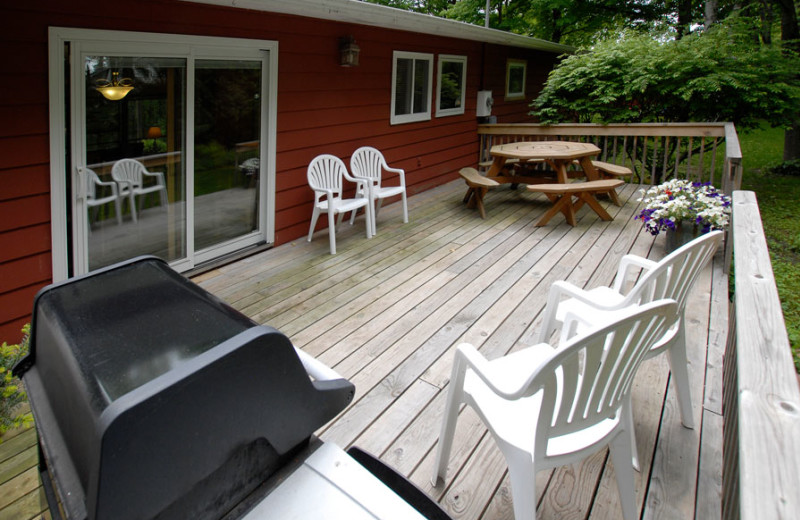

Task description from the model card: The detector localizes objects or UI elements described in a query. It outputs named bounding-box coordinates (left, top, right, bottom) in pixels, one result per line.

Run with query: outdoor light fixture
left=95, top=71, right=134, bottom=101
left=339, top=36, right=360, bottom=67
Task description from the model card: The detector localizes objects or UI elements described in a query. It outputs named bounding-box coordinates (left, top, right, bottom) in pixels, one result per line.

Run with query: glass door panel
left=194, top=60, right=261, bottom=252
left=83, top=56, right=187, bottom=271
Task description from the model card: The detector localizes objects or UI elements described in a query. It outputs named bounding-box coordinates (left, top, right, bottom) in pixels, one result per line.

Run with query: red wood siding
left=0, top=0, right=561, bottom=341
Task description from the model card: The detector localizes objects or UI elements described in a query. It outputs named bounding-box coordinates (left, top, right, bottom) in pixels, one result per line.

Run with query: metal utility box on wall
left=476, top=90, right=493, bottom=117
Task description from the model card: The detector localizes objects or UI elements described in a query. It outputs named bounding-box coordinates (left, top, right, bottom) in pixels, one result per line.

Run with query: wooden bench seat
left=591, top=160, right=633, bottom=178
left=527, top=179, right=624, bottom=226
left=459, top=167, right=499, bottom=219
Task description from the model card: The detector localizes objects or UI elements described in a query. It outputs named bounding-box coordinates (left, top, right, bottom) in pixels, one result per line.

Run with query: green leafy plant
left=1, top=324, right=32, bottom=438
left=767, top=159, right=800, bottom=177
left=531, top=21, right=800, bottom=130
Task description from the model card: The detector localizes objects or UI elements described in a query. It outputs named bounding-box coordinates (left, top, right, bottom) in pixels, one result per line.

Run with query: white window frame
left=47, top=27, right=278, bottom=280
left=391, top=51, right=434, bottom=125
left=505, top=59, right=527, bottom=100
left=436, top=54, right=467, bottom=118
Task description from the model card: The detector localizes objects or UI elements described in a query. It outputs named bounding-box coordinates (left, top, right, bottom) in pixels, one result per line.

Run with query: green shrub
left=768, top=160, right=800, bottom=177
left=1, top=324, right=32, bottom=438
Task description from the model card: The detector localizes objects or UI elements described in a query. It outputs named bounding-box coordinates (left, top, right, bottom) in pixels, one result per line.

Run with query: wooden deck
left=1, top=178, right=728, bottom=519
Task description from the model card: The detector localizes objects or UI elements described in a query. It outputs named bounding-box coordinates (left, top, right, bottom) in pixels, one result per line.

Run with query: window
left=391, top=51, right=433, bottom=124
left=436, top=55, right=467, bottom=117
left=505, top=59, right=527, bottom=100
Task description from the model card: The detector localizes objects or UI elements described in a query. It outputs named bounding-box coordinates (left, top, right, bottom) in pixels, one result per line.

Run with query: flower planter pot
left=665, top=220, right=702, bottom=253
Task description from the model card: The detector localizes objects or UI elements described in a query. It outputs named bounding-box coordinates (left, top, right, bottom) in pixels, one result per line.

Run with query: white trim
left=390, top=51, right=433, bottom=125
left=187, top=0, right=573, bottom=54
left=436, top=54, right=467, bottom=118
left=505, top=59, right=527, bottom=100
left=48, top=27, right=278, bottom=277
left=48, top=28, right=70, bottom=282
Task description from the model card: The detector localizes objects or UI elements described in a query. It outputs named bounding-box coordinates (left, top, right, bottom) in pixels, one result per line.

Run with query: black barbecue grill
left=16, top=257, right=450, bottom=520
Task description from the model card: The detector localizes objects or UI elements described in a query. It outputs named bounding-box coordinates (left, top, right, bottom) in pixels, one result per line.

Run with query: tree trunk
left=775, top=0, right=800, bottom=160
left=676, top=0, right=694, bottom=38
left=705, top=0, right=718, bottom=27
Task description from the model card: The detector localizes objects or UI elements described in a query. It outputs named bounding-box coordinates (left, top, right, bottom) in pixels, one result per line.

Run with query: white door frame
left=48, top=27, right=278, bottom=281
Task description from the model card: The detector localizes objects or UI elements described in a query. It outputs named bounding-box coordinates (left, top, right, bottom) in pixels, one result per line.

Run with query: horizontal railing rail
left=723, top=191, right=800, bottom=520
left=477, top=122, right=743, bottom=194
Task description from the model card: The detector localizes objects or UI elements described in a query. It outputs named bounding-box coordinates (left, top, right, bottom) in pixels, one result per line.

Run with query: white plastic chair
left=349, top=146, right=408, bottom=235
left=307, top=154, right=373, bottom=255
left=433, top=299, right=678, bottom=520
left=111, top=158, right=168, bottom=223
left=536, top=230, right=723, bottom=437
left=84, top=168, right=122, bottom=225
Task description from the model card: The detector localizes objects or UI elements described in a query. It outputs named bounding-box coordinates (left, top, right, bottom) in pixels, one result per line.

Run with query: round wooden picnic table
left=487, top=140, right=602, bottom=183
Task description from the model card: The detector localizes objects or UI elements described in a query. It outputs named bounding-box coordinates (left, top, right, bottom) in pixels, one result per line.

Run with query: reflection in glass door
left=83, top=56, right=187, bottom=272
left=194, top=60, right=261, bottom=252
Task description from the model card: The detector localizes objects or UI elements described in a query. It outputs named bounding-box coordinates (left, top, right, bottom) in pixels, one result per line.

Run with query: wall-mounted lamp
left=95, top=71, right=134, bottom=101
left=339, top=36, right=360, bottom=67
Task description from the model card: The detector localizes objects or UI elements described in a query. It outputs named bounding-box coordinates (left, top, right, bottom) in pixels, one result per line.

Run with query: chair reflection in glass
left=111, top=158, right=168, bottom=223
left=84, top=167, right=122, bottom=226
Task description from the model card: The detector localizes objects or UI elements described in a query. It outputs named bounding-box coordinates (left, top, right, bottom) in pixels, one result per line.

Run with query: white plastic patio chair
left=307, top=154, right=373, bottom=255
left=433, top=299, right=678, bottom=520
left=349, top=146, right=408, bottom=235
left=111, top=158, right=168, bottom=223
left=536, top=230, right=723, bottom=439
left=84, top=168, right=122, bottom=225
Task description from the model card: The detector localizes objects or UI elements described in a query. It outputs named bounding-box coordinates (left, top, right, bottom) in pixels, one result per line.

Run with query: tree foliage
left=530, top=20, right=800, bottom=131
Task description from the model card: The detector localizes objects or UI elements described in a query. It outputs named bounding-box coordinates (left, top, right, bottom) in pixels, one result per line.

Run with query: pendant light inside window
left=95, top=71, right=134, bottom=101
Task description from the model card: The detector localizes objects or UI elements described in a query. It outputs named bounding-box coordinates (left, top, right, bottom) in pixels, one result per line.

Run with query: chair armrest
left=612, top=254, right=658, bottom=293
left=559, top=309, right=596, bottom=343
left=384, top=166, right=406, bottom=187
left=142, top=169, right=165, bottom=182
left=537, top=280, right=597, bottom=344
left=454, top=343, right=546, bottom=400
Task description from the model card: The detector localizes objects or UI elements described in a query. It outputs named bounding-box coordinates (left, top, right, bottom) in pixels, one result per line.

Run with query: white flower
left=636, top=179, right=731, bottom=236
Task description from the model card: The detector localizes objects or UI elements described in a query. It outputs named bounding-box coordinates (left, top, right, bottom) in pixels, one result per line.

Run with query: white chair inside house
left=110, top=158, right=168, bottom=223
left=535, top=229, right=723, bottom=463
left=84, top=168, right=122, bottom=226
left=307, top=154, right=373, bottom=255
left=349, top=146, right=408, bottom=235
left=433, top=299, right=678, bottom=520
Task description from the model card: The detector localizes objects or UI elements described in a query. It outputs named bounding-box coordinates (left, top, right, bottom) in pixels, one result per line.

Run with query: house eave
left=182, top=0, right=574, bottom=54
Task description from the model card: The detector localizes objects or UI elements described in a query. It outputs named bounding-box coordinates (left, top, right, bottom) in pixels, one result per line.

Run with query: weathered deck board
left=1, top=178, right=728, bottom=520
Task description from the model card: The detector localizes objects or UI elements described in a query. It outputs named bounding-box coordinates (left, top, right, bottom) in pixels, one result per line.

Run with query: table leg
left=579, top=156, right=621, bottom=205
left=486, top=157, right=507, bottom=178
left=535, top=193, right=577, bottom=227
left=575, top=192, right=614, bottom=221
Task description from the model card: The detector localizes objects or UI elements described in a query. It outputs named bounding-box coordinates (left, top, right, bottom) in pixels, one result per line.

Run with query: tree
left=531, top=21, right=800, bottom=130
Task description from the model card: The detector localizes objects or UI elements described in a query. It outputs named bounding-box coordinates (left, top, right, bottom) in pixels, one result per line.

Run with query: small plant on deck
left=1, top=324, right=32, bottom=438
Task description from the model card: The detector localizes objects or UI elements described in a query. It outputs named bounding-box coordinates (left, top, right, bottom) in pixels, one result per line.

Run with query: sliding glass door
left=64, top=32, right=274, bottom=276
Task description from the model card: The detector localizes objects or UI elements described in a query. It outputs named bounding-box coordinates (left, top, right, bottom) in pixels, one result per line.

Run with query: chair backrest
left=111, top=159, right=146, bottom=188
left=307, top=154, right=346, bottom=199
left=350, top=146, right=386, bottom=186
left=532, top=299, right=678, bottom=458
left=625, top=230, right=723, bottom=314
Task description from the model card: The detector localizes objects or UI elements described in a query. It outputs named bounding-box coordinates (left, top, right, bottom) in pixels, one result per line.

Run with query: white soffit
left=184, top=0, right=573, bottom=53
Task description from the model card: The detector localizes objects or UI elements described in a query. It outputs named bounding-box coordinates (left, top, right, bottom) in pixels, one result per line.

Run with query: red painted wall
left=0, top=0, right=560, bottom=342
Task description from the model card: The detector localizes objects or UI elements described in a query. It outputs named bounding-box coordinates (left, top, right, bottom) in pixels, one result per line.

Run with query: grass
left=738, top=123, right=800, bottom=372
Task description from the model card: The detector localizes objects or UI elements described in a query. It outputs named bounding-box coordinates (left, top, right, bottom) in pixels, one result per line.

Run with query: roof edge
left=183, top=0, right=574, bottom=54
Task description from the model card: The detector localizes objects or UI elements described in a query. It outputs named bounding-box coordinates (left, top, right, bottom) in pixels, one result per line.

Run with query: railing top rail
left=732, top=190, right=800, bottom=519
left=477, top=122, right=730, bottom=138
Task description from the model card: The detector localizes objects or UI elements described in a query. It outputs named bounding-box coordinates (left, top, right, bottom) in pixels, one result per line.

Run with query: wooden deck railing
left=477, top=122, right=743, bottom=193
left=723, top=191, right=800, bottom=520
